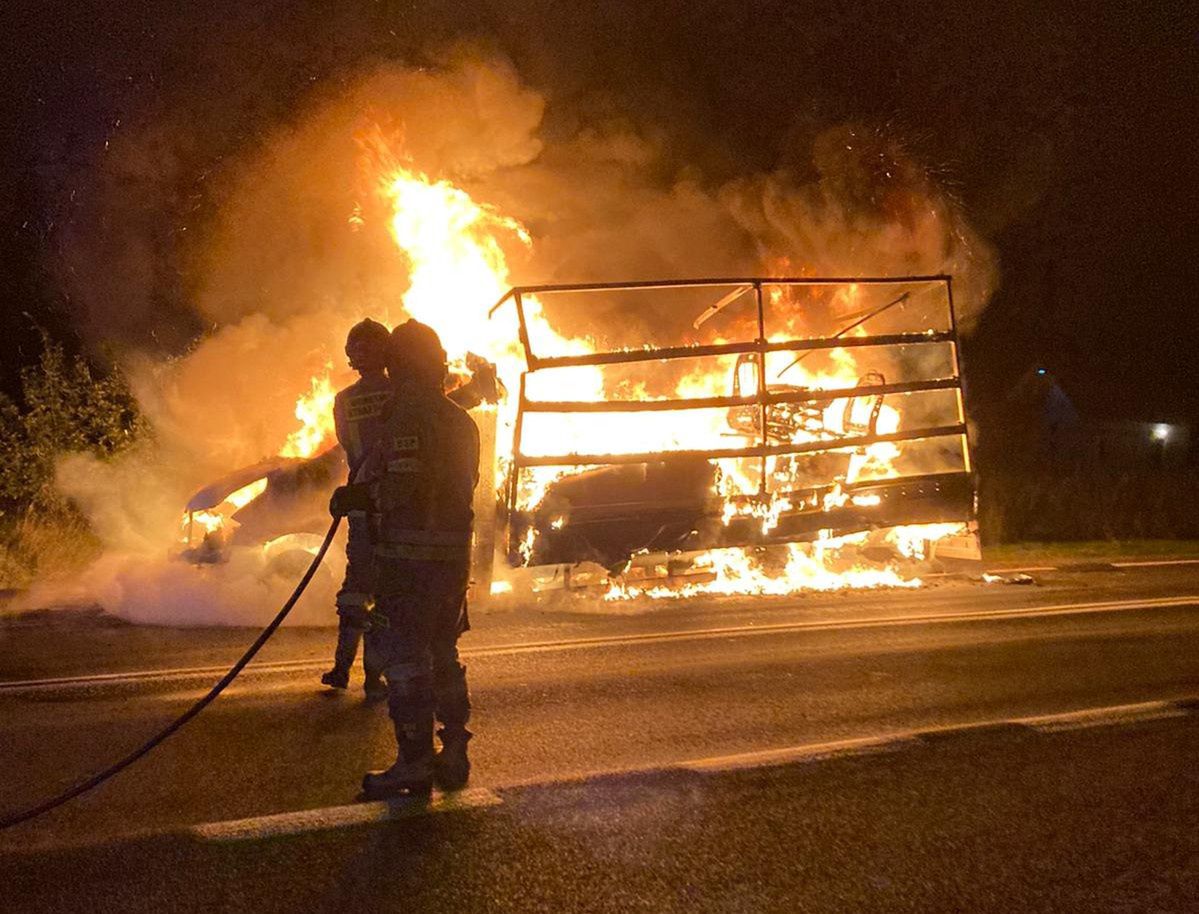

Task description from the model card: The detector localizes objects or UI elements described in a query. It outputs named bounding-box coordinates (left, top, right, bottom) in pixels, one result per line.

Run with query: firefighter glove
left=329, top=484, right=373, bottom=518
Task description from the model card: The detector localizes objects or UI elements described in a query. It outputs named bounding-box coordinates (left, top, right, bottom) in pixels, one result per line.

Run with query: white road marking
left=679, top=734, right=918, bottom=772
left=1112, top=558, right=1199, bottom=568
left=0, top=657, right=322, bottom=690
left=190, top=787, right=502, bottom=842
left=678, top=697, right=1195, bottom=774
left=467, top=595, right=1199, bottom=659
left=3, top=595, right=1197, bottom=696
left=1015, top=699, right=1188, bottom=732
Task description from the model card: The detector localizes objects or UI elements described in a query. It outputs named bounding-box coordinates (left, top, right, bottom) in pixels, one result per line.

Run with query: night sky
left=2, top=0, right=1195, bottom=423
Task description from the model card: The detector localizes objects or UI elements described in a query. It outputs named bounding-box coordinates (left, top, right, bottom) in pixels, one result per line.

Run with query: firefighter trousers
left=330, top=511, right=380, bottom=675
left=373, top=557, right=472, bottom=754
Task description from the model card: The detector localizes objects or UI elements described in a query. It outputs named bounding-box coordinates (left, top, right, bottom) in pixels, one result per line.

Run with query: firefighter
left=331, top=319, right=478, bottom=798
left=321, top=318, right=393, bottom=698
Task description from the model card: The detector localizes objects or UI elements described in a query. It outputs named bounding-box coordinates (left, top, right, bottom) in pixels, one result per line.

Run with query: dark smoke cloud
left=39, top=9, right=1007, bottom=361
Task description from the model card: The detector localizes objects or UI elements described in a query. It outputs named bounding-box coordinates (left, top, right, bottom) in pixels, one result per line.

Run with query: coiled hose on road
left=0, top=514, right=343, bottom=830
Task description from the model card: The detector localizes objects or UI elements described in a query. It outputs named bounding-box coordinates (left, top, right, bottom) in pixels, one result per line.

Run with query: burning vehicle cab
left=178, top=358, right=503, bottom=586
left=180, top=448, right=346, bottom=569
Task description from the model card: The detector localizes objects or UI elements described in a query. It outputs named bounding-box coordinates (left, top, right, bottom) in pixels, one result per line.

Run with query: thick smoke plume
left=26, top=50, right=995, bottom=625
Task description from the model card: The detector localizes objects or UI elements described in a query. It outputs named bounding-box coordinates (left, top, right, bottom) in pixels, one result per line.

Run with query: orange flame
left=384, top=164, right=530, bottom=362
left=262, top=151, right=968, bottom=596
left=279, top=367, right=337, bottom=459
left=182, top=477, right=268, bottom=543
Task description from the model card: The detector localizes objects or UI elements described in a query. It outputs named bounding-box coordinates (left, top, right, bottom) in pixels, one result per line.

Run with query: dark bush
left=977, top=463, right=1199, bottom=544
left=0, top=338, right=146, bottom=586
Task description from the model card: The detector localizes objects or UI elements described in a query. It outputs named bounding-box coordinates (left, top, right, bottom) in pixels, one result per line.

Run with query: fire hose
left=0, top=513, right=344, bottom=830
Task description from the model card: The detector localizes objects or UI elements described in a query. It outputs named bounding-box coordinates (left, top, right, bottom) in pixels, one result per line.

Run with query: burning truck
left=491, top=276, right=979, bottom=599
left=180, top=276, right=980, bottom=604
left=177, top=164, right=979, bottom=605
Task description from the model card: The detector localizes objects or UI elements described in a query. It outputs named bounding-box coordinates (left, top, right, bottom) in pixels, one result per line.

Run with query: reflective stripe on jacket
left=333, top=374, right=393, bottom=470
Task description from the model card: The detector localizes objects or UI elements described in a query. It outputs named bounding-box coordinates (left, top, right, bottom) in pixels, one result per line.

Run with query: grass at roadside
left=983, top=539, right=1199, bottom=568
left=0, top=511, right=101, bottom=590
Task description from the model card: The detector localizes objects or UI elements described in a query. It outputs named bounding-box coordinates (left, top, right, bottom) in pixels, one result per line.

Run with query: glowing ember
left=188, top=510, right=226, bottom=538
left=607, top=539, right=918, bottom=600
left=886, top=523, right=967, bottom=561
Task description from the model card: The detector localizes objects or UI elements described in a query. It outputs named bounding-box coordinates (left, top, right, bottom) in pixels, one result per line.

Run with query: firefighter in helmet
left=321, top=317, right=393, bottom=698
left=330, top=319, right=478, bottom=797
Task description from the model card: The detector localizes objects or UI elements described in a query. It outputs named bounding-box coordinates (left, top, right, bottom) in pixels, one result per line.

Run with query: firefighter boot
left=362, top=670, right=388, bottom=702
left=432, top=655, right=472, bottom=789
left=320, top=625, right=362, bottom=690
left=361, top=682, right=435, bottom=799
left=361, top=627, right=388, bottom=701
left=321, top=614, right=366, bottom=686
left=321, top=666, right=349, bottom=689
left=434, top=727, right=472, bottom=791
left=360, top=754, right=433, bottom=800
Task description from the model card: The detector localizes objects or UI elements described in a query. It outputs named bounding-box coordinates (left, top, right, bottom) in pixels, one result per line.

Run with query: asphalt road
left=3, top=715, right=1195, bottom=913
left=1, top=564, right=1197, bottom=910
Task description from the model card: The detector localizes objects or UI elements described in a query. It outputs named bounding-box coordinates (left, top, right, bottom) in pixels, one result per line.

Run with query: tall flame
left=279, top=367, right=337, bottom=459
left=264, top=152, right=965, bottom=597
left=384, top=165, right=529, bottom=362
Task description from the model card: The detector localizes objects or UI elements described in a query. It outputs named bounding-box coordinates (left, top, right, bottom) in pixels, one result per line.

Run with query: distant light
left=1036, top=368, right=1047, bottom=376
left=1152, top=423, right=1171, bottom=442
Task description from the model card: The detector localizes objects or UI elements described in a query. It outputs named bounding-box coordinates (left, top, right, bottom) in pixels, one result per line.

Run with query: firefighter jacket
left=333, top=373, right=393, bottom=472
left=366, top=381, right=480, bottom=563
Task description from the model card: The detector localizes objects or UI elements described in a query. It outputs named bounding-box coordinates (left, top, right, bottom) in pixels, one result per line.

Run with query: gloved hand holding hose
left=329, top=483, right=374, bottom=518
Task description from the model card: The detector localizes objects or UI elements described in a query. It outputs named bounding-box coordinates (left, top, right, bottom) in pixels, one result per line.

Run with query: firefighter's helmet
left=345, top=318, right=392, bottom=372
left=390, top=319, right=447, bottom=386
